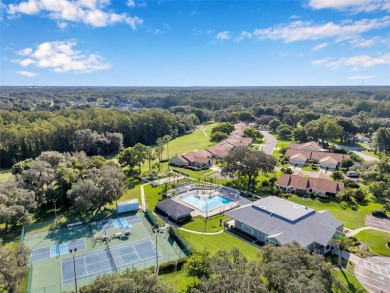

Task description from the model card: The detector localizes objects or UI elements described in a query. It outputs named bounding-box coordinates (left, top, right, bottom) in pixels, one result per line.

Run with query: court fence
left=168, top=226, right=192, bottom=256
left=27, top=259, right=33, bottom=293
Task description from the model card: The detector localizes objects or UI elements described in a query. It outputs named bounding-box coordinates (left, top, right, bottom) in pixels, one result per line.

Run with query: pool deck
left=173, top=189, right=241, bottom=218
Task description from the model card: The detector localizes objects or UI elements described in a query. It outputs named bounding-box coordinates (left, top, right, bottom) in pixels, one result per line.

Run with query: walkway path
left=178, top=227, right=225, bottom=235
left=332, top=248, right=362, bottom=266
left=260, top=130, right=276, bottom=155
left=200, top=126, right=207, bottom=137
left=140, top=183, right=148, bottom=211
left=346, top=226, right=390, bottom=237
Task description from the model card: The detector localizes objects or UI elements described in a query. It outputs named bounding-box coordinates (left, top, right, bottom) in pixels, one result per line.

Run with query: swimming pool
left=179, top=193, right=233, bottom=212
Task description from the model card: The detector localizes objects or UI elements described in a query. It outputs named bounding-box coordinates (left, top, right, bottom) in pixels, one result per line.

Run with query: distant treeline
left=0, top=109, right=182, bottom=167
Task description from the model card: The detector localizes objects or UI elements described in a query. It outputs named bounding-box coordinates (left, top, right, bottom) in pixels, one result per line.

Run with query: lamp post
left=204, top=197, right=208, bottom=232
left=69, top=248, right=78, bottom=293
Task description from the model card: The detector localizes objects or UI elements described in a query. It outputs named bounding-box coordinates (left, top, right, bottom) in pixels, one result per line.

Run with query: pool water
left=179, top=193, right=233, bottom=212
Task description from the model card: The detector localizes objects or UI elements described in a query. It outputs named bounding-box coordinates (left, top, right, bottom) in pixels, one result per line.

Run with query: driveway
left=366, top=215, right=390, bottom=232
left=260, top=131, right=276, bottom=155
left=334, top=143, right=378, bottom=162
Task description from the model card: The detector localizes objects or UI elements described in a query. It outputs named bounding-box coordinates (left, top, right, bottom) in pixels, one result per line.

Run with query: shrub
left=372, top=210, right=388, bottom=218
left=340, top=201, right=349, bottom=210
left=344, top=179, right=360, bottom=189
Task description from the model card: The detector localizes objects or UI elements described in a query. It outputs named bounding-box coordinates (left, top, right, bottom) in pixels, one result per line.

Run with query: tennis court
left=31, top=239, right=86, bottom=261
left=61, top=239, right=160, bottom=284
left=24, top=212, right=188, bottom=292
left=97, top=215, right=141, bottom=231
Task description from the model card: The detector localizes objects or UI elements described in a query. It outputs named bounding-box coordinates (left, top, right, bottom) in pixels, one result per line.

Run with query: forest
left=0, top=86, right=389, bottom=168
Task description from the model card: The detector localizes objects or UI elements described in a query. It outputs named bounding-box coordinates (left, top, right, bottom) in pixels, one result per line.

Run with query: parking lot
left=366, top=215, right=390, bottom=232
left=355, top=256, right=390, bottom=293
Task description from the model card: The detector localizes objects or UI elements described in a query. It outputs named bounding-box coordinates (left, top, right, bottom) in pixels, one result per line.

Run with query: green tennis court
left=23, top=212, right=186, bottom=293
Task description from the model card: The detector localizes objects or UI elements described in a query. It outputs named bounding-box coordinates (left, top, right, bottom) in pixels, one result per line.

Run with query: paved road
left=334, top=143, right=378, bottom=162
left=260, top=131, right=276, bottom=155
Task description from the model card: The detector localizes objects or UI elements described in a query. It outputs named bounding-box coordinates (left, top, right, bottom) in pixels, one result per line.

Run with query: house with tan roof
left=171, top=150, right=213, bottom=168
left=289, top=141, right=325, bottom=152
left=289, top=153, right=307, bottom=166
left=276, top=173, right=344, bottom=197
left=205, top=145, right=229, bottom=159
left=319, top=156, right=339, bottom=170
left=285, top=141, right=350, bottom=169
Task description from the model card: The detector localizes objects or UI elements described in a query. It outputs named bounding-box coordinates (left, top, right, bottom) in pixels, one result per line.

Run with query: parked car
left=346, top=171, right=359, bottom=178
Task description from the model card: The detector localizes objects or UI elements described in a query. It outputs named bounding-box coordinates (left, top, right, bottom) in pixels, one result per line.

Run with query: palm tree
left=332, top=234, right=353, bottom=267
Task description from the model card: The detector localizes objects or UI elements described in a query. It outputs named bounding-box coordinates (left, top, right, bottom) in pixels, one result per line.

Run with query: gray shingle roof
left=156, top=199, right=194, bottom=218
left=225, top=196, right=343, bottom=247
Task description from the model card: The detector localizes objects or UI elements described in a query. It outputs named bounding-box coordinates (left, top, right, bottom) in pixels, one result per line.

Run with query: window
left=242, top=224, right=253, bottom=235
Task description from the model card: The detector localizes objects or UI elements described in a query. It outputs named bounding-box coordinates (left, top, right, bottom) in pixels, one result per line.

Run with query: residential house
left=289, top=153, right=307, bottom=166
left=354, top=134, right=370, bottom=144
left=171, top=150, right=213, bottom=168
left=171, top=154, right=189, bottom=167
left=285, top=142, right=350, bottom=169
left=225, top=196, right=344, bottom=254
left=276, top=173, right=344, bottom=197
left=205, top=145, right=229, bottom=159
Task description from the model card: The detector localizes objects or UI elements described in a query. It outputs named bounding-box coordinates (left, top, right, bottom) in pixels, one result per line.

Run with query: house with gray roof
left=225, top=196, right=343, bottom=254
left=155, top=198, right=194, bottom=223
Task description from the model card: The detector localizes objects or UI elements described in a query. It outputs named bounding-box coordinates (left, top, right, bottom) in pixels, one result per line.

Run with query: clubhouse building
left=225, top=196, right=343, bottom=254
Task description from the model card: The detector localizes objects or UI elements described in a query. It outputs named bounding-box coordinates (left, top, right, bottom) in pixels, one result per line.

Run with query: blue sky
left=1, top=0, right=390, bottom=86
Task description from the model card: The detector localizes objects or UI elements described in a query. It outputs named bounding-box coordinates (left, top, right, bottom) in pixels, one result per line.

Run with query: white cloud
left=14, top=40, right=111, bottom=73
left=348, top=75, right=374, bottom=80
left=311, top=58, right=331, bottom=65
left=312, top=52, right=390, bottom=69
left=235, top=31, right=252, bottom=42
left=253, top=16, right=390, bottom=43
left=17, top=70, right=37, bottom=77
left=7, top=0, right=143, bottom=29
left=308, top=0, right=390, bottom=12
left=127, top=0, right=135, bottom=7
left=312, top=42, right=329, bottom=51
left=216, top=31, right=231, bottom=40
left=17, top=48, right=33, bottom=56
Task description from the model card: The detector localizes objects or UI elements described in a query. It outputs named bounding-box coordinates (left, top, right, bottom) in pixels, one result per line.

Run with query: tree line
left=0, top=151, right=126, bottom=230
left=0, top=108, right=180, bottom=167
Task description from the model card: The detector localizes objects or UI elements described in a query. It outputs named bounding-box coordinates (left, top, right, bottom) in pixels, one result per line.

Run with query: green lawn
left=143, top=184, right=166, bottom=210
left=355, top=230, right=390, bottom=256
left=162, top=124, right=217, bottom=160
left=361, top=150, right=380, bottom=159
left=288, top=197, right=382, bottom=230
left=335, top=269, right=367, bottom=293
left=171, top=166, right=216, bottom=181
left=181, top=215, right=228, bottom=233
left=160, top=270, right=193, bottom=293
left=180, top=231, right=261, bottom=261
left=301, top=165, right=320, bottom=172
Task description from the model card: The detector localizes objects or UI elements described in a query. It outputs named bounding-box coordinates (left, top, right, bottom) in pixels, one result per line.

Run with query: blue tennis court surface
left=97, top=215, right=141, bottom=231
left=61, top=239, right=160, bottom=284
left=31, top=239, right=86, bottom=261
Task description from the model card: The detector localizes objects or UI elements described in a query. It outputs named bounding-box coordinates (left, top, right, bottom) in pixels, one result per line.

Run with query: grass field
left=160, top=270, right=193, bottom=292
left=180, top=215, right=229, bottom=233
left=288, top=196, right=382, bottom=230
left=335, top=269, right=367, bottom=292
left=361, top=150, right=380, bottom=159
left=180, top=231, right=261, bottom=261
left=355, top=230, right=390, bottom=256
left=162, top=124, right=216, bottom=159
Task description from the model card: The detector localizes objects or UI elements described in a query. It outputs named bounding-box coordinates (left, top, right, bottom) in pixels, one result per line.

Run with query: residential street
left=334, top=144, right=378, bottom=162
left=260, top=131, right=276, bottom=155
